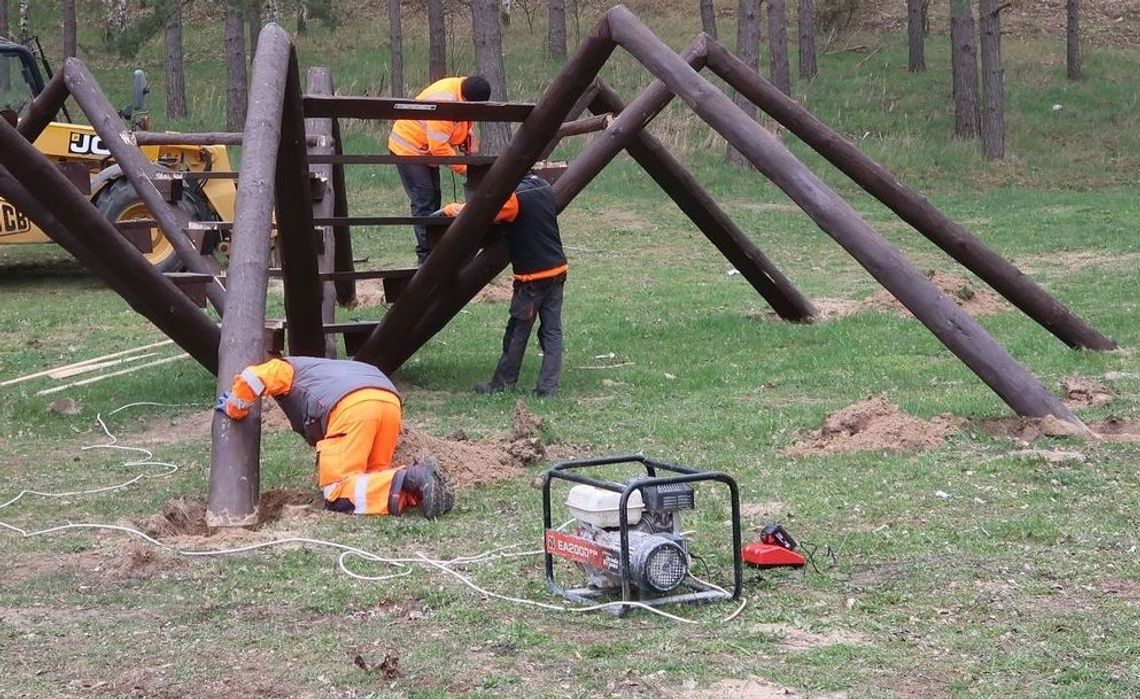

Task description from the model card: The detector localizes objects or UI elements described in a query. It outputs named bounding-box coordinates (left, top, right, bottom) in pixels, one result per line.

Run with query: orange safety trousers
left=316, top=389, right=412, bottom=515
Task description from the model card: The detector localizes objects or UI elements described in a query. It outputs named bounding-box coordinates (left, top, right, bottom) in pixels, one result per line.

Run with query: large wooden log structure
left=9, top=10, right=1113, bottom=518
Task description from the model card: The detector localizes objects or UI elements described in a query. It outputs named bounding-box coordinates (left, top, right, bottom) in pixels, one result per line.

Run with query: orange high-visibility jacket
left=388, top=77, right=476, bottom=175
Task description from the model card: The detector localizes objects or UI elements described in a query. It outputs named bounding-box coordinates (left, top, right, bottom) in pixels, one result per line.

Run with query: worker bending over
left=441, top=173, right=567, bottom=397
left=389, top=75, right=492, bottom=264
left=216, top=356, right=453, bottom=518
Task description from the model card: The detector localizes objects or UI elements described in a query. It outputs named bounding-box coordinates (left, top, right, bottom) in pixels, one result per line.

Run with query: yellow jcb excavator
left=0, top=37, right=235, bottom=272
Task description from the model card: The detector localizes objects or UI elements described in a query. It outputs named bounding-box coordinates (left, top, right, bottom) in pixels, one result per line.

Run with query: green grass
left=2, top=3, right=1139, bottom=698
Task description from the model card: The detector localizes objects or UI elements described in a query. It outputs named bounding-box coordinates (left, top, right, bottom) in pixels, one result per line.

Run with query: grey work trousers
left=490, top=274, right=565, bottom=395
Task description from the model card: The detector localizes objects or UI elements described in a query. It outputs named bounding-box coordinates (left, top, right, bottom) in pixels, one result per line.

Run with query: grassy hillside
left=1, top=3, right=1138, bottom=698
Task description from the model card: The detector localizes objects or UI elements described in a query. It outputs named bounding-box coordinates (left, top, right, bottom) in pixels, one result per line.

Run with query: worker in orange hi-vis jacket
left=439, top=173, right=568, bottom=398
left=388, top=75, right=492, bottom=265
left=215, top=356, right=453, bottom=518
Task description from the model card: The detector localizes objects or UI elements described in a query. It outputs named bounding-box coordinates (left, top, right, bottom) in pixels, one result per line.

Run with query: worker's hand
left=215, top=391, right=251, bottom=420
left=442, top=202, right=464, bottom=217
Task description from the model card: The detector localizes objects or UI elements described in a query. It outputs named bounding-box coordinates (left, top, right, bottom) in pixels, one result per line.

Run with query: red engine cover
left=742, top=541, right=806, bottom=569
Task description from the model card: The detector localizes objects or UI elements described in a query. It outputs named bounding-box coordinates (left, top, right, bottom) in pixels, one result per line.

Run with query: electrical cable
left=0, top=402, right=750, bottom=625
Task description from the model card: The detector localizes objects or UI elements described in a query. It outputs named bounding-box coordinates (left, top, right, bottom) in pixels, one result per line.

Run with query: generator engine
left=551, top=482, right=695, bottom=594
left=542, top=455, right=742, bottom=616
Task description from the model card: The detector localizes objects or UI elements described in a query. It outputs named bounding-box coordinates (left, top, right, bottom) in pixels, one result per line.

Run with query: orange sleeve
left=440, top=192, right=519, bottom=223
left=225, top=358, right=295, bottom=419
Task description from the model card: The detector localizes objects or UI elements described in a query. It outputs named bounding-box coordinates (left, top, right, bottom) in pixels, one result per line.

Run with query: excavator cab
left=0, top=40, right=46, bottom=124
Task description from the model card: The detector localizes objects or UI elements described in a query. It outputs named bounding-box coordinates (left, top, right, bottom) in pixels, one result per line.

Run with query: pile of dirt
left=394, top=401, right=547, bottom=489
left=134, top=489, right=320, bottom=541
left=1061, top=376, right=1113, bottom=409
left=865, top=270, right=1006, bottom=318
left=339, top=276, right=512, bottom=308
left=785, top=396, right=959, bottom=456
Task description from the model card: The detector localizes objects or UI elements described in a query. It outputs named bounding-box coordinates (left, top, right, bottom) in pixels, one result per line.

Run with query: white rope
left=0, top=402, right=749, bottom=625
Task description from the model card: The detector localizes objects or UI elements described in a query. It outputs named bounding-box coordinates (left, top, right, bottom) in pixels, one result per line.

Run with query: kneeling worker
left=216, top=356, right=453, bottom=518
left=440, top=173, right=567, bottom=397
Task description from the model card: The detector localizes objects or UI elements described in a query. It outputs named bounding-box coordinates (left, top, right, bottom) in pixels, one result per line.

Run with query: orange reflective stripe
left=514, top=264, right=568, bottom=282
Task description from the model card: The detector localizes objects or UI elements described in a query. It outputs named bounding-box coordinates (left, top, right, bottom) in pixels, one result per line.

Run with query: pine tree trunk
left=768, top=0, right=791, bottom=95
left=224, top=3, right=248, bottom=132
left=0, top=0, right=8, bottom=91
left=428, top=0, right=447, bottom=82
left=471, top=0, right=510, bottom=154
left=388, top=0, right=404, bottom=97
left=727, top=0, right=760, bottom=166
left=19, top=0, right=29, bottom=39
left=699, top=0, right=718, bottom=39
left=1066, top=0, right=1081, bottom=80
left=547, top=0, right=567, bottom=59
left=950, top=0, right=980, bottom=140
left=797, top=0, right=816, bottom=80
left=907, top=0, right=926, bottom=72
left=248, top=0, right=262, bottom=63
left=978, top=0, right=1004, bottom=160
left=165, top=0, right=187, bottom=118
left=62, top=0, right=77, bottom=58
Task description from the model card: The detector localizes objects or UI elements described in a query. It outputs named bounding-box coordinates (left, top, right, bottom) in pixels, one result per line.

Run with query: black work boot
left=397, top=457, right=454, bottom=519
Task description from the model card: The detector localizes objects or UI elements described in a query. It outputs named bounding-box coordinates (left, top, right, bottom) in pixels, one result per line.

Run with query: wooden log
left=703, top=39, right=1115, bottom=351
left=306, top=66, right=339, bottom=357
left=354, top=19, right=618, bottom=370
left=307, top=154, right=497, bottom=166
left=0, top=146, right=220, bottom=373
left=134, top=131, right=244, bottom=146
left=555, top=113, right=613, bottom=138
left=17, top=70, right=69, bottom=142
left=606, top=5, right=1079, bottom=424
left=330, top=97, right=356, bottom=307
left=61, top=59, right=226, bottom=312
left=209, top=23, right=294, bottom=527
left=303, top=96, right=534, bottom=122
left=273, top=50, right=325, bottom=359
left=588, top=80, right=815, bottom=321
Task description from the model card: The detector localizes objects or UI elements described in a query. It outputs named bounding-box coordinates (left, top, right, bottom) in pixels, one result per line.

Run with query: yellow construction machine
left=0, top=37, right=236, bottom=272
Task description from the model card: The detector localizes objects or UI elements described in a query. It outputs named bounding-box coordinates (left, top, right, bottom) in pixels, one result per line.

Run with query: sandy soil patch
left=980, top=416, right=1140, bottom=443
left=785, top=397, right=960, bottom=456
left=864, top=271, right=1006, bottom=318
left=1061, top=376, right=1114, bottom=409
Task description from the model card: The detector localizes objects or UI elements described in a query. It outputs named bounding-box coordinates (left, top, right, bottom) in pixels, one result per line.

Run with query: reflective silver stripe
left=240, top=369, right=265, bottom=396
left=322, top=483, right=340, bottom=499
left=427, top=127, right=452, bottom=141
left=389, top=131, right=426, bottom=153
left=421, top=91, right=455, bottom=101
left=354, top=475, right=369, bottom=514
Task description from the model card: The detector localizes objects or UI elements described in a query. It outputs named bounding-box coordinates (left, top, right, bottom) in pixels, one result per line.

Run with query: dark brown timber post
left=587, top=80, right=815, bottom=321
left=0, top=158, right=220, bottom=372
left=605, top=5, right=1078, bottom=424
left=703, top=39, right=1114, bottom=351
left=306, top=66, right=339, bottom=356
left=274, top=50, right=325, bottom=358
left=17, top=70, right=69, bottom=142
left=353, top=21, right=618, bottom=369
left=61, top=59, right=227, bottom=312
left=208, top=23, right=292, bottom=526
left=330, top=99, right=356, bottom=306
